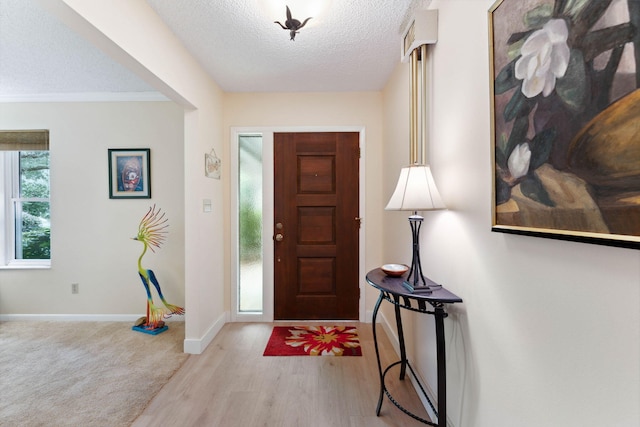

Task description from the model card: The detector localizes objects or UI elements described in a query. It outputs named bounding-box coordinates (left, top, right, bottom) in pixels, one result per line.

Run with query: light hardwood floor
left=132, top=322, right=431, bottom=427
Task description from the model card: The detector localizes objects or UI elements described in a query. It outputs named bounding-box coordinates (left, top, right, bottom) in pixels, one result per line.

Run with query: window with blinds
left=0, top=130, right=50, bottom=267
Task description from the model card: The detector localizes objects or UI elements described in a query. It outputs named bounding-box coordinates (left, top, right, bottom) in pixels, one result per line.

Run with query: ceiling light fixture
left=263, top=0, right=331, bottom=31
left=274, top=5, right=312, bottom=40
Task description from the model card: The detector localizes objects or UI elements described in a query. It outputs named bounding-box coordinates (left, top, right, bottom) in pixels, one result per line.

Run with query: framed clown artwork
left=108, top=148, right=151, bottom=199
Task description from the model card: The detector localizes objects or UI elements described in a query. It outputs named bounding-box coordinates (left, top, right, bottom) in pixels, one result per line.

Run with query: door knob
left=274, top=233, right=284, bottom=242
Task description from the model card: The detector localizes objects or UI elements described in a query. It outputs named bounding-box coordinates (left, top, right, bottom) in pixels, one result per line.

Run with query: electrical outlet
left=71, top=283, right=79, bottom=294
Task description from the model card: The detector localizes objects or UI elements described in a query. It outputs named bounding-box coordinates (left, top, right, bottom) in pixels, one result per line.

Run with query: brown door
left=274, top=132, right=360, bottom=320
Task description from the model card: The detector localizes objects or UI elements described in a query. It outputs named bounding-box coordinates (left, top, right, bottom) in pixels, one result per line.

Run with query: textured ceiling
left=0, top=0, right=430, bottom=96
left=0, top=0, right=155, bottom=96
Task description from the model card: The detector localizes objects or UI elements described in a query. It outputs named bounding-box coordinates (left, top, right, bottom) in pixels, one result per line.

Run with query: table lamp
left=386, top=164, right=445, bottom=292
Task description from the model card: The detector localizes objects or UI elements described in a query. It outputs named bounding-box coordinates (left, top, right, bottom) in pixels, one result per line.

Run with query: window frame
left=0, top=145, right=51, bottom=269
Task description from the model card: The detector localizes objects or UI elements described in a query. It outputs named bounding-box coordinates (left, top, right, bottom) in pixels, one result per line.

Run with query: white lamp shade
left=385, top=165, right=445, bottom=211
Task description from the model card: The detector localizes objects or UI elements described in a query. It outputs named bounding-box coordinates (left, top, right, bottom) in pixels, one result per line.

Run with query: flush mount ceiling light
left=263, top=0, right=332, bottom=38
left=274, top=5, right=312, bottom=40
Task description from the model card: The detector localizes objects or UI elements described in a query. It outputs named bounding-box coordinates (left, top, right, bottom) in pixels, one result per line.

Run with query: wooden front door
left=274, top=132, right=360, bottom=320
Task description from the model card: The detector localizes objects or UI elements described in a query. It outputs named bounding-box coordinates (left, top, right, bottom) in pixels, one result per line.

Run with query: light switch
left=203, top=199, right=212, bottom=212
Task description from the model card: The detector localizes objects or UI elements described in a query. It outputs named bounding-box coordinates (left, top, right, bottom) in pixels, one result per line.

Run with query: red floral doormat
left=263, top=325, right=362, bottom=356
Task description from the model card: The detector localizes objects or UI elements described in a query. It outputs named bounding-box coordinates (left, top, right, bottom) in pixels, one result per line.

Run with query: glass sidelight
left=238, top=135, right=263, bottom=312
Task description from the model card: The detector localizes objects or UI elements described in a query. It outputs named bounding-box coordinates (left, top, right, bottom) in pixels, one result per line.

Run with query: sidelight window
left=238, top=134, right=263, bottom=312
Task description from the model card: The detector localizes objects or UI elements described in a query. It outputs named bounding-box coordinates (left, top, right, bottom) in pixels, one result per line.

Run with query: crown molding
left=0, top=91, right=170, bottom=103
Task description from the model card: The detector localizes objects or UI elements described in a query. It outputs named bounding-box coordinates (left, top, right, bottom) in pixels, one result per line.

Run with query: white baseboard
left=0, top=314, right=149, bottom=322
left=183, top=311, right=228, bottom=355
left=365, top=309, right=374, bottom=323
left=0, top=312, right=228, bottom=357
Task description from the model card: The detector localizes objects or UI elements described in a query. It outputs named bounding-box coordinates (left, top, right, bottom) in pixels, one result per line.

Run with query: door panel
left=274, top=132, right=359, bottom=320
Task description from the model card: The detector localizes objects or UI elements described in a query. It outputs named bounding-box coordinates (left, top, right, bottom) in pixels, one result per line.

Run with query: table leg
left=394, top=303, right=408, bottom=380
left=435, top=306, right=447, bottom=427
left=372, top=292, right=385, bottom=416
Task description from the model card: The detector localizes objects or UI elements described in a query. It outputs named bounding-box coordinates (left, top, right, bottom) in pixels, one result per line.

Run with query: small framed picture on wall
left=205, top=148, right=221, bottom=179
left=108, top=148, right=151, bottom=199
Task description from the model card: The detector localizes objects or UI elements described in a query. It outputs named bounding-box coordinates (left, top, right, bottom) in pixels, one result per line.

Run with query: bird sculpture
left=274, top=5, right=312, bottom=40
left=132, top=205, right=184, bottom=332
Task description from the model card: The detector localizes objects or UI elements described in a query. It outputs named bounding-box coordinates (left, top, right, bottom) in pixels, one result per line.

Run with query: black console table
left=366, top=268, right=463, bottom=426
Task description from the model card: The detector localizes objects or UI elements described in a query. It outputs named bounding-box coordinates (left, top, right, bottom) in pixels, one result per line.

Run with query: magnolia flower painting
left=490, top=0, right=640, bottom=248
left=515, top=19, right=571, bottom=98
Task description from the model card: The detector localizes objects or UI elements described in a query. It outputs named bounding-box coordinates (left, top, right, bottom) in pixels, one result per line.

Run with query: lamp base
left=402, top=280, right=442, bottom=293
left=402, top=213, right=443, bottom=294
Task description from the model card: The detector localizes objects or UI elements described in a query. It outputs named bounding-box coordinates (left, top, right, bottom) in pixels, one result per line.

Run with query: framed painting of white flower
left=489, top=0, right=640, bottom=249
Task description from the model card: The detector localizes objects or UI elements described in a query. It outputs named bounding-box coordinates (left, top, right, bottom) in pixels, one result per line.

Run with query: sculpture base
left=132, top=325, right=168, bottom=335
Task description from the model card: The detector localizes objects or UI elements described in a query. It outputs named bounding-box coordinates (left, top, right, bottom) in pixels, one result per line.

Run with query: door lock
left=274, top=233, right=284, bottom=242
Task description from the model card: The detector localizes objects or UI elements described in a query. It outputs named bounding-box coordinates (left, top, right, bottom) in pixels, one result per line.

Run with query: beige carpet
left=0, top=321, right=189, bottom=427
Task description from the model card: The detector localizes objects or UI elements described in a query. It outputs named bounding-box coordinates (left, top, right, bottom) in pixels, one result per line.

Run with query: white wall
left=0, top=101, right=185, bottom=316
left=383, top=1, right=640, bottom=426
